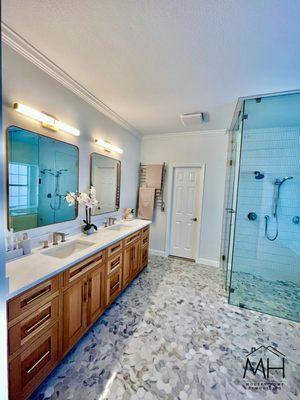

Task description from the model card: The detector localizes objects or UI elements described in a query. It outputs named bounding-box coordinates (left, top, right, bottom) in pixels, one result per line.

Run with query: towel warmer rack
left=138, top=162, right=166, bottom=212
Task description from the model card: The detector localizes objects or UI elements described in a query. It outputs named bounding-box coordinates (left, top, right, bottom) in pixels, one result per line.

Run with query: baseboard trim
left=197, top=258, right=220, bottom=268
left=149, top=249, right=167, bottom=257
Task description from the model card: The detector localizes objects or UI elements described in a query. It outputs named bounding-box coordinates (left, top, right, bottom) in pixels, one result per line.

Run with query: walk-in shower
left=220, top=91, right=300, bottom=322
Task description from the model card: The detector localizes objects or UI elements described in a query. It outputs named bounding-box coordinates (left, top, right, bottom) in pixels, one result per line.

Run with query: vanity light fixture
left=94, top=138, right=123, bottom=154
left=13, top=103, right=80, bottom=136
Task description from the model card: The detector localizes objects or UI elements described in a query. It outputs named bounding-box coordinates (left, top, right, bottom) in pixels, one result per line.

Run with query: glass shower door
left=229, top=92, right=300, bottom=322
left=220, top=103, right=243, bottom=290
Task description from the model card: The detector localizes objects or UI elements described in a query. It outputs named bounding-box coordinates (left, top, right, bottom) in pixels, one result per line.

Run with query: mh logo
left=243, top=345, right=286, bottom=379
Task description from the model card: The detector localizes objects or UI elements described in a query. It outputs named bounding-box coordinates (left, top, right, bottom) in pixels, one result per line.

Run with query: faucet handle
left=61, top=233, right=69, bottom=242
left=40, top=240, right=49, bottom=249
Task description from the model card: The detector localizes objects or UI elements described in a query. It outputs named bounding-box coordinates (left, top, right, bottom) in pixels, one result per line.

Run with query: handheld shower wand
left=265, top=176, right=293, bottom=241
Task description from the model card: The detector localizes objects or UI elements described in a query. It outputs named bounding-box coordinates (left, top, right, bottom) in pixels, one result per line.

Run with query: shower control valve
left=292, top=216, right=300, bottom=225
left=248, top=212, right=257, bottom=221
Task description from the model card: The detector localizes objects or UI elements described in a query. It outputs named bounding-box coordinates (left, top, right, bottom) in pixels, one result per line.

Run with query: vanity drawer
left=63, top=250, right=105, bottom=285
left=106, top=268, right=122, bottom=305
left=142, top=226, right=150, bottom=237
left=9, top=322, right=59, bottom=400
left=107, top=253, right=123, bottom=276
left=8, top=297, right=59, bottom=357
left=8, top=276, right=60, bottom=323
left=124, top=231, right=141, bottom=247
left=141, top=233, right=149, bottom=247
left=107, top=240, right=123, bottom=258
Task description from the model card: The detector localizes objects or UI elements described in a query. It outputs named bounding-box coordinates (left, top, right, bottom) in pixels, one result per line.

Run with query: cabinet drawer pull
left=110, top=282, right=119, bottom=294
left=110, top=244, right=120, bottom=253
left=67, top=253, right=104, bottom=283
left=25, top=287, right=51, bottom=305
left=88, top=279, right=92, bottom=298
left=26, top=314, right=50, bottom=334
left=111, top=257, right=120, bottom=267
left=26, top=350, right=50, bottom=374
left=83, top=282, right=88, bottom=302
left=128, top=234, right=138, bottom=243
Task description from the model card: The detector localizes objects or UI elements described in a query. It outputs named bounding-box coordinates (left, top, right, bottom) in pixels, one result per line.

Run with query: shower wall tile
left=231, top=126, right=300, bottom=284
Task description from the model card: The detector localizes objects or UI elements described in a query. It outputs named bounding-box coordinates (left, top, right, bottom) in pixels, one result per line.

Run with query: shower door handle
left=225, top=208, right=236, bottom=214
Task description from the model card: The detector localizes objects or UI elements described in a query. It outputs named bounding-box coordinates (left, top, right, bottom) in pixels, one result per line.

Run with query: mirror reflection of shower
left=265, top=176, right=293, bottom=241
left=40, top=168, right=68, bottom=211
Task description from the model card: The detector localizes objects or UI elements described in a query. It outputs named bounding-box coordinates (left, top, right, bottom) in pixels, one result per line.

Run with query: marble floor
left=31, top=256, right=300, bottom=400
left=229, top=271, right=300, bottom=323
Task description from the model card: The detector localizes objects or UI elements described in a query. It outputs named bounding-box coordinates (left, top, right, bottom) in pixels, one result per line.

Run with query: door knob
left=192, top=217, right=198, bottom=222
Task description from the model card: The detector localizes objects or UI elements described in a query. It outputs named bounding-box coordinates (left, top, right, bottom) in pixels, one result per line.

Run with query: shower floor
left=229, top=271, right=300, bottom=322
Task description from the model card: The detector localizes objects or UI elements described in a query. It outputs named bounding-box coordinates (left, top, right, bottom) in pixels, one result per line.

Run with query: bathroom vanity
left=6, top=220, right=150, bottom=400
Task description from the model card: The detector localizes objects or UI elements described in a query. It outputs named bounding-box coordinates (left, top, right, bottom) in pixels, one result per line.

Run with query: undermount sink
left=42, top=240, right=95, bottom=259
left=107, top=224, right=132, bottom=232
left=106, top=224, right=132, bottom=232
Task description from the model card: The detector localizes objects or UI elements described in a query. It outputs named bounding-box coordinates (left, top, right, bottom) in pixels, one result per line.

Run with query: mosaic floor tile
left=31, top=256, right=300, bottom=400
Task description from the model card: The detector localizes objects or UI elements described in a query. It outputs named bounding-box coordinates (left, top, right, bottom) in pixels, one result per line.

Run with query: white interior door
left=170, top=167, right=202, bottom=260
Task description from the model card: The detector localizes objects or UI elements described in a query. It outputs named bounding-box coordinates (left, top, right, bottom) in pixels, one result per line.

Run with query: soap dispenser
left=22, top=233, right=32, bottom=255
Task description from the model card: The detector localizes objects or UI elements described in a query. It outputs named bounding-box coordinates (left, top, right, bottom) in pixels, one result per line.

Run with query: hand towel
left=138, top=187, right=155, bottom=220
left=145, top=164, right=163, bottom=189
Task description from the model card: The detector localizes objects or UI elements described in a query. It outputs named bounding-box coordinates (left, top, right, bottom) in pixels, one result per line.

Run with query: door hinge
left=242, top=114, right=248, bottom=120
left=229, top=288, right=235, bottom=293
left=221, top=255, right=226, bottom=261
left=229, top=160, right=233, bottom=166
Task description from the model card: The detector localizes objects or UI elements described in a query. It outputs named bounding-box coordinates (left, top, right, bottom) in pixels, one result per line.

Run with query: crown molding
left=2, top=22, right=141, bottom=138
left=142, top=129, right=227, bottom=140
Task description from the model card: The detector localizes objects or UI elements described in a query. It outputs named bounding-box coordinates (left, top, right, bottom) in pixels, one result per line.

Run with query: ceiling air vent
left=180, top=112, right=205, bottom=127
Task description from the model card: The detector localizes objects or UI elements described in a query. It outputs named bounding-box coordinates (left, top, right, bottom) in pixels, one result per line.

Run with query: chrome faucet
left=108, top=217, right=117, bottom=226
left=53, top=232, right=68, bottom=245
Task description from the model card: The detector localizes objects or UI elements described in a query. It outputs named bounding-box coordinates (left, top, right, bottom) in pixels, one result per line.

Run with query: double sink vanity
left=6, top=219, right=151, bottom=400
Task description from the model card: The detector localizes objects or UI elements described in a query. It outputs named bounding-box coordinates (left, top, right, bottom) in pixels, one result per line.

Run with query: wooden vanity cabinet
left=62, top=250, right=106, bottom=354
left=7, top=225, right=150, bottom=400
left=9, top=323, right=59, bottom=400
left=123, top=235, right=141, bottom=288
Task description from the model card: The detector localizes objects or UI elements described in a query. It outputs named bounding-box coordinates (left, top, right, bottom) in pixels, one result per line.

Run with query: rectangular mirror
left=90, top=152, right=121, bottom=215
left=7, top=126, right=79, bottom=231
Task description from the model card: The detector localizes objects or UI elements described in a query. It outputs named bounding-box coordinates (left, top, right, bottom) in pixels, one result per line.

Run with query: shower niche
left=221, top=92, right=300, bottom=323
left=7, top=126, right=79, bottom=231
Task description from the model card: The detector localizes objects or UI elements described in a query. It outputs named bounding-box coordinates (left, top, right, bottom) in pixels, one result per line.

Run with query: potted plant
left=66, top=187, right=99, bottom=234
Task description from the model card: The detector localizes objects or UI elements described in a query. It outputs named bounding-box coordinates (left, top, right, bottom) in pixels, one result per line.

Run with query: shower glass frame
left=224, top=90, right=300, bottom=323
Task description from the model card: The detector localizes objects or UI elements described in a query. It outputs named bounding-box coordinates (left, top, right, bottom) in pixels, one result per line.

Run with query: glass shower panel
left=220, top=103, right=243, bottom=290
left=229, top=92, right=300, bottom=322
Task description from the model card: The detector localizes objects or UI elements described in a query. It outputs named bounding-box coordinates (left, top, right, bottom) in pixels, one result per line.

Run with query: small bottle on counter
left=22, top=233, right=32, bottom=255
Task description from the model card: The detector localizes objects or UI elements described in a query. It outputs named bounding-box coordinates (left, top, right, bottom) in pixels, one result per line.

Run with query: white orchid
left=66, top=187, right=99, bottom=208
left=65, top=192, right=76, bottom=206
left=65, top=187, right=99, bottom=232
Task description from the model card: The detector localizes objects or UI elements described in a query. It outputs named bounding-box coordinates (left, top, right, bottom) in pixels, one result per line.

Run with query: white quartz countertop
left=6, top=219, right=151, bottom=300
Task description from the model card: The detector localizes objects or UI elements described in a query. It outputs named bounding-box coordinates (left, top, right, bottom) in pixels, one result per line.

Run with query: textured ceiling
left=2, top=0, right=300, bottom=135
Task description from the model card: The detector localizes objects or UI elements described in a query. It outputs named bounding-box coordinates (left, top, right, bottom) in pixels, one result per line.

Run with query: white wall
left=141, top=131, right=228, bottom=266
left=2, top=44, right=141, bottom=244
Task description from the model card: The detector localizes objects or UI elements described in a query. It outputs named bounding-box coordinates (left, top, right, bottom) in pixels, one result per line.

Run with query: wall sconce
left=94, top=138, right=123, bottom=154
left=13, top=103, right=80, bottom=136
